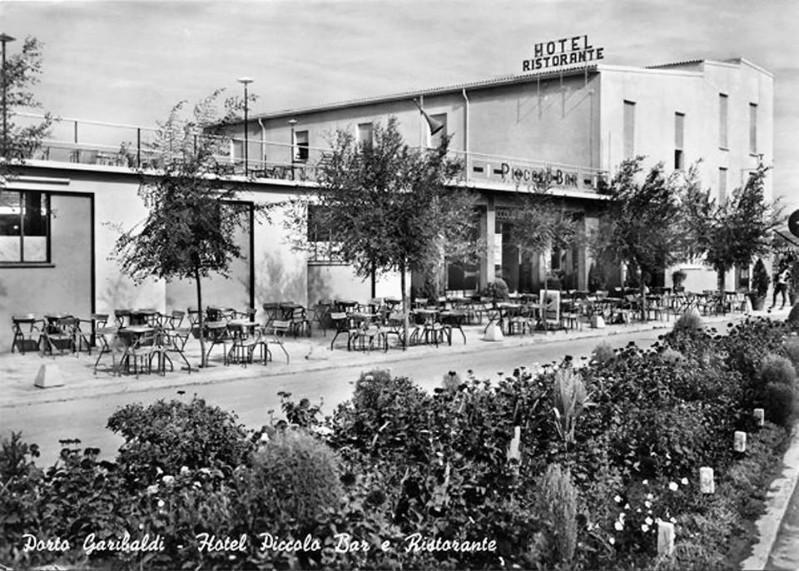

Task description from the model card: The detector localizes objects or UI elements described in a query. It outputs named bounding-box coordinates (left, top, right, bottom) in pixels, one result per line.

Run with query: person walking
left=771, top=266, right=790, bottom=310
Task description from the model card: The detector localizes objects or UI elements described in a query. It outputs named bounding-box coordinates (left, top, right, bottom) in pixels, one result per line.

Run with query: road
left=1, top=329, right=663, bottom=467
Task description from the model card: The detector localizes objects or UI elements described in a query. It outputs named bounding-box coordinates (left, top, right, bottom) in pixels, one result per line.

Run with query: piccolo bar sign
left=521, top=35, right=604, bottom=72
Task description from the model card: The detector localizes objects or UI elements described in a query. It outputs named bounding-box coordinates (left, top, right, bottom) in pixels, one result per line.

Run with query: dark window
left=674, top=112, right=685, bottom=170
left=749, top=103, right=758, bottom=155
left=0, top=191, right=50, bottom=263
left=719, top=167, right=728, bottom=203
left=623, top=101, right=635, bottom=158
left=357, top=123, right=373, bottom=150
left=294, top=130, right=309, bottom=162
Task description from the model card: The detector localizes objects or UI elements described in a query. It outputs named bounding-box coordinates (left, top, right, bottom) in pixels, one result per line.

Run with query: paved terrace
left=1, top=306, right=790, bottom=410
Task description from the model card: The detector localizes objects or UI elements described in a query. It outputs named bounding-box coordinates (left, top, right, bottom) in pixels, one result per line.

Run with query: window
left=623, top=101, right=635, bottom=159
left=429, top=113, right=447, bottom=149
left=357, top=122, right=374, bottom=149
left=674, top=112, right=685, bottom=170
left=719, top=94, right=728, bottom=149
left=718, top=167, right=728, bottom=203
left=293, top=130, right=309, bottom=162
left=749, top=103, right=758, bottom=155
left=0, top=191, right=50, bottom=263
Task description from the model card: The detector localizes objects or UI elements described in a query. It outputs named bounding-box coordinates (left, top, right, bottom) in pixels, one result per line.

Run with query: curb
left=740, top=424, right=799, bottom=570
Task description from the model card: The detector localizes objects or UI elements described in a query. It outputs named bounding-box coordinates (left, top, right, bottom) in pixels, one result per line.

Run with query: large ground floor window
left=0, top=191, right=50, bottom=263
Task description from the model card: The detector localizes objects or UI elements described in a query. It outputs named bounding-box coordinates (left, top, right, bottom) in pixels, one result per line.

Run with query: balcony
left=12, top=113, right=606, bottom=193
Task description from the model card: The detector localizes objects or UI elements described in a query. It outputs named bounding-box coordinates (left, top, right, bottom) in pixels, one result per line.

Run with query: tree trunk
left=717, top=268, right=726, bottom=294
left=195, top=268, right=206, bottom=368
left=640, top=271, right=647, bottom=322
left=401, top=259, right=408, bottom=351
left=371, top=264, right=376, bottom=299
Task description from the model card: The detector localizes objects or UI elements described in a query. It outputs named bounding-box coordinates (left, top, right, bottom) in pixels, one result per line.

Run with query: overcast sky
left=2, top=0, right=798, bottom=209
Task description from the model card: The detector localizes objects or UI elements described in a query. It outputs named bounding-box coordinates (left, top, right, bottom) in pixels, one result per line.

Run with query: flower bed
left=0, top=316, right=797, bottom=569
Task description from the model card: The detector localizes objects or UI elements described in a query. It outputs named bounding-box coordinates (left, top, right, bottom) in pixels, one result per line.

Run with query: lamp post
left=0, top=33, right=16, bottom=158
left=237, top=77, right=253, bottom=174
left=288, top=118, right=297, bottom=180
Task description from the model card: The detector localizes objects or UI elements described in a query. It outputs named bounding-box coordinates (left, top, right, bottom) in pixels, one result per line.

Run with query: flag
left=413, top=98, right=445, bottom=136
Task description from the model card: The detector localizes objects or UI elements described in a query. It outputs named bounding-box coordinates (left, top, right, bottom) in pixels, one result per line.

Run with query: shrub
left=106, top=398, right=254, bottom=484
left=783, top=336, right=799, bottom=370
left=538, top=463, right=578, bottom=564
left=244, top=429, right=343, bottom=531
left=759, top=354, right=797, bottom=387
left=552, top=368, right=590, bottom=445
left=752, top=258, right=770, bottom=299
left=787, top=303, right=799, bottom=324
left=659, top=347, right=685, bottom=365
left=673, top=311, right=703, bottom=333
left=591, top=341, right=616, bottom=366
left=763, top=382, right=797, bottom=427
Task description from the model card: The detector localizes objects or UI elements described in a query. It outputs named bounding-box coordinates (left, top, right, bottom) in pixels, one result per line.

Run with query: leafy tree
left=507, top=193, right=584, bottom=296
left=287, top=117, right=482, bottom=305
left=113, top=90, right=263, bottom=366
left=591, top=157, right=688, bottom=319
left=0, top=36, right=52, bottom=176
left=683, top=162, right=781, bottom=292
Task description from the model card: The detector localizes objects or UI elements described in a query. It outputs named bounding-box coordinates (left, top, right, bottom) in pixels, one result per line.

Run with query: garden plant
left=1, top=317, right=798, bottom=570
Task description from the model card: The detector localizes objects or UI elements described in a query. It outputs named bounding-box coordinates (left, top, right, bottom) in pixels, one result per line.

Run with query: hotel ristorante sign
left=521, top=35, right=604, bottom=72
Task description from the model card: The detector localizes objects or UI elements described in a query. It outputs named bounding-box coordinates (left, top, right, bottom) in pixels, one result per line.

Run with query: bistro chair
left=262, top=320, right=290, bottom=363
left=329, top=312, right=359, bottom=351
left=77, top=313, right=109, bottom=354
left=41, top=316, right=79, bottom=356
left=11, top=314, right=44, bottom=355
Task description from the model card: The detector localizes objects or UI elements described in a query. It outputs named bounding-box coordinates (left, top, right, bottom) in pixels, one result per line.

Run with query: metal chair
left=11, top=314, right=43, bottom=354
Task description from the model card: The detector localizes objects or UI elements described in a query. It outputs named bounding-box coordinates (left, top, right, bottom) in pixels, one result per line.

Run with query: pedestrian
left=771, top=266, right=790, bottom=309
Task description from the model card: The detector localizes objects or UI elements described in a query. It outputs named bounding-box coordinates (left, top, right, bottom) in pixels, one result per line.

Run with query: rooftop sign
left=522, top=35, right=604, bottom=73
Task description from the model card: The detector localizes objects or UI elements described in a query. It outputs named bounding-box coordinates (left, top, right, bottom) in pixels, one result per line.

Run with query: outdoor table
left=440, top=310, right=467, bottom=344
left=129, top=309, right=158, bottom=326
left=117, top=325, right=156, bottom=375
left=495, top=303, right=524, bottom=335
left=114, top=309, right=132, bottom=327
left=262, top=302, right=282, bottom=325
left=225, top=319, right=261, bottom=365
left=411, top=308, right=444, bottom=346
left=335, top=299, right=360, bottom=314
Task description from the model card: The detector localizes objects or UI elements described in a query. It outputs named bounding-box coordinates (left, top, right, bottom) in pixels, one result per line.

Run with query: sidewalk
left=1, top=307, right=788, bottom=409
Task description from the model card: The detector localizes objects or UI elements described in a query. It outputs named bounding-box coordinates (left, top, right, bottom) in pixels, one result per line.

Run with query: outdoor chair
left=125, top=330, right=160, bottom=377
left=77, top=313, right=109, bottom=354
left=42, top=316, right=79, bottom=355
left=160, top=327, right=193, bottom=373
left=160, top=310, right=185, bottom=329
left=92, top=326, right=123, bottom=376
left=440, top=310, right=467, bottom=344
left=287, top=306, right=310, bottom=338
left=329, top=312, right=359, bottom=351
left=262, top=320, right=290, bottom=363
left=310, top=301, right=332, bottom=336
left=11, top=314, right=44, bottom=354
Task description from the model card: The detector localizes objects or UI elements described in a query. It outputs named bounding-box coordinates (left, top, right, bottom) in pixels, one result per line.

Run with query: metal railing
left=13, top=112, right=606, bottom=192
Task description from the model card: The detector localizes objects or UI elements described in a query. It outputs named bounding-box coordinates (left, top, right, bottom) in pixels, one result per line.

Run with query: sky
left=1, top=0, right=798, bottom=210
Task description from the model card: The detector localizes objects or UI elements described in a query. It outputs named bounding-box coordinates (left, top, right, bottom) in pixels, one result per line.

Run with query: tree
left=0, top=36, right=52, bottom=177
left=507, top=193, right=584, bottom=297
left=288, top=117, right=482, bottom=301
left=683, top=162, right=782, bottom=292
left=113, top=90, right=262, bottom=367
left=591, top=157, right=688, bottom=320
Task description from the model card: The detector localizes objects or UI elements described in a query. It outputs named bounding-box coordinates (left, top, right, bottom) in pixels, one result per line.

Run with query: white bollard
left=590, top=315, right=606, bottom=329
left=734, top=431, right=747, bottom=453
left=753, top=408, right=765, bottom=427
left=483, top=323, right=504, bottom=342
left=507, top=426, right=521, bottom=461
left=657, top=520, right=675, bottom=556
left=700, top=467, right=715, bottom=494
left=34, top=364, right=65, bottom=389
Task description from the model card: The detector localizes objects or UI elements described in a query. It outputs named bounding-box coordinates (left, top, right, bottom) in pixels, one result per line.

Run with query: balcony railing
left=13, top=113, right=606, bottom=192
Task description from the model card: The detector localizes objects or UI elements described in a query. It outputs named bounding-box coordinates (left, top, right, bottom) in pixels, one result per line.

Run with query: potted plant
left=672, top=269, right=687, bottom=293
left=750, top=258, right=770, bottom=310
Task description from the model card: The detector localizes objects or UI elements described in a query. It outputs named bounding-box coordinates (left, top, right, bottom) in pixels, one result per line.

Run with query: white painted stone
left=700, top=467, right=715, bottom=494
left=507, top=426, right=521, bottom=461
left=657, top=520, right=675, bottom=556
left=483, top=323, right=504, bottom=342
left=34, top=364, right=65, bottom=389
left=590, top=315, right=606, bottom=329
left=734, top=431, right=747, bottom=453
left=754, top=408, right=765, bottom=427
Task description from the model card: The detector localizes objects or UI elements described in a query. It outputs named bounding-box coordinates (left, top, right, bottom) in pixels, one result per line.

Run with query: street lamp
left=0, top=33, right=16, bottom=158
left=237, top=77, right=253, bottom=174
left=288, top=118, right=297, bottom=180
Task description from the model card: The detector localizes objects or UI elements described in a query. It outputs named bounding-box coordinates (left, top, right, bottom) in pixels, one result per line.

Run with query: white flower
left=162, top=475, right=175, bottom=485
left=260, top=432, right=270, bottom=443
left=636, top=508, right=642, bottom=513
left=199, top=468, right=211, bottom=475
left=193, top=481, right=201, bottom=489
left=157, top=499, right=165, bottom=508
left=669, top=481, right=678, bottom=491
left=644, top=500, right=652, bottom=508
left=156, top=467, right=163, bottom=475
left=643, top=479, right=649, bottom=486
left=646, top=493, right=654, bottom=500
left=645, top=517, right=653, bottom=526
left=681, top=477, right=689, bottom=486
left=624, top=503, right=631, bottom=510
left=614, top=521, right=624, bottom=531
left=609, top=537, right=616, bottom=545
left=180, top=466, right=190, bottom=476
left=146, top=484, right=159, bottom=495
left=619, top=512, right=626, bottom=521
left=641, top=524, right=649, bottom=532
left=614, top=494, right=622, bottom=503
left=670, top=517, right=677, bottom=524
